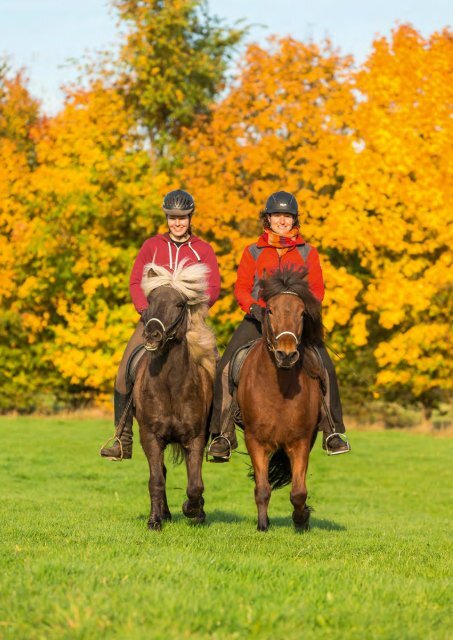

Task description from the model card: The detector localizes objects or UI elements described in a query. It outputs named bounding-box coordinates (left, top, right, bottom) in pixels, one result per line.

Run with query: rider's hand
left=250, top=303, right=264, bottom=323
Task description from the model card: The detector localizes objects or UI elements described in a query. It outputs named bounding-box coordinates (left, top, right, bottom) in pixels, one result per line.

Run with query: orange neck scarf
left=264, top=227, right=300, bottom=257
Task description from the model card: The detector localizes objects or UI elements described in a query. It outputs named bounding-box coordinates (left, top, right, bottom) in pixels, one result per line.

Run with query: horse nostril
left=275, top=350, right=299, bottom=366
left=151, top=330, right=161, bottom=340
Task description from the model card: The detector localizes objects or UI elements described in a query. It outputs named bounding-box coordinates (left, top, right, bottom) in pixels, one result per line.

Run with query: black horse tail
left=268, top=449, right=292, bottom=489
left=248, top=448, right=292, bottom=490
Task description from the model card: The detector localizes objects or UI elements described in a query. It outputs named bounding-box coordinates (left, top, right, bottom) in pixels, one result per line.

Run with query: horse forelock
left=260, top=265, right=310, bottom=303
left=141, top=259, right=210, bottom=305
left=260, top=266, right=324, bottom=345
left=141, top=259, right=216, bottom=380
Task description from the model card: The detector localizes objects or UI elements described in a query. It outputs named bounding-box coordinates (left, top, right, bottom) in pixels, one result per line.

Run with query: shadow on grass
left=136, top=511, right=345, bottom=531
left=136, top=509, right=247, bottom=525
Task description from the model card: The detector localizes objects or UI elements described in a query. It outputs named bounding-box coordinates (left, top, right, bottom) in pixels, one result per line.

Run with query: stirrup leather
left=325, top=432, right=351, bottom=456
left=206, top=434, right=232, bottom=462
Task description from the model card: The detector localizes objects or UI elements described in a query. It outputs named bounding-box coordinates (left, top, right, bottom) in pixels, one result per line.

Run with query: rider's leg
left=100, top=320, right=144, bottom=460
left=208, top=316, right=262, bottom=461
left=316, top=345, right=351, bottom=455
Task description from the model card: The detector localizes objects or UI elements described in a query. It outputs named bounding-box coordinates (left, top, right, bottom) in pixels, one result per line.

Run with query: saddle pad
left=126, top=344, right=147, bottom=388
left=228, top=340, right=259, bottom=394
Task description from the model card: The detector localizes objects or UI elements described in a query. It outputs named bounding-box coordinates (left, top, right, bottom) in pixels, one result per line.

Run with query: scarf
left=264, top=227, right=300, bottom=257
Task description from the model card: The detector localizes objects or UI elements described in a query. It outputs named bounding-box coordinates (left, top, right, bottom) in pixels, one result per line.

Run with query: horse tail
left=170, top=444, right=185, bottom=465
left=248, top=448, right=292, bottom=490
left=268, top=449, right=292, bottom=489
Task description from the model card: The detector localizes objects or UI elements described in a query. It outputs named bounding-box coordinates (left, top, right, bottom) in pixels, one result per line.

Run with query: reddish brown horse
left=237, top=266, right=324, bottom=531
left=133, top=261, right=216, bottom=530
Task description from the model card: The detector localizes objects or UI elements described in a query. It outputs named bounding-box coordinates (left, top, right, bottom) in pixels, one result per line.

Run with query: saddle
left=228, top=340, right=259, bottom=394
left=227, top=342, right=327, bottom=429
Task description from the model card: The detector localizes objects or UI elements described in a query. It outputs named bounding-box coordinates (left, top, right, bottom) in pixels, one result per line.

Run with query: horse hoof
left=162, top=510, right=172, bottom=522
left=182, top=501, right=206, bottom=524
left=195, top=510, right=206, bottom=525
left=293, top=507, right=310, bottom=532
left=147, top=519, right=162, bottom=531
left=182, top=500, right=199, bottom=519
left=257, top=519, right=269, bottom=532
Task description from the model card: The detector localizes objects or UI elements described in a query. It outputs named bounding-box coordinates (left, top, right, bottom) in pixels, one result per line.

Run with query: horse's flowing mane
left=141, top=260, right=210, bottom=305
left=260, top=266, right=324, bottom=345
left=141, top=260, right=216, bottom=380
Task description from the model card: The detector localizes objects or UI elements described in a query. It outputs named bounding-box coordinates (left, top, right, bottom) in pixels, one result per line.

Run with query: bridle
left=143, top=299, right=188, bottom=351
left=264, top=291, right=304, bottom=354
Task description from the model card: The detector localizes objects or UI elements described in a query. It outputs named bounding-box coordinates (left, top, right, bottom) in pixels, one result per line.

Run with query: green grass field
left=1, top=417, right=451, bottom=639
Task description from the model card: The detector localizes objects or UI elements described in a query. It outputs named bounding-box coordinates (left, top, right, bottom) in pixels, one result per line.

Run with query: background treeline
left=0, top=0, right=451, bottom=423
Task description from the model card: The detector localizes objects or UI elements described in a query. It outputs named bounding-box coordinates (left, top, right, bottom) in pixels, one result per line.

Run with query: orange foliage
left=0, top=23, right=451, bottom=412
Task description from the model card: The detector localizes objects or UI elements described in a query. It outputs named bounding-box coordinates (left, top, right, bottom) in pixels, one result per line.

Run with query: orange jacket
left=234, top=233, right=325, bottom=313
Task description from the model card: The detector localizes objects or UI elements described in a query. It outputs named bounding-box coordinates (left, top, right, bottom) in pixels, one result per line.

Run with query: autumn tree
left=330, top=25, right=453, bottom=416
left=112, top=0, right=245, bottom=160
left=0, top=66, right=44, bottom=410
left=178, top=28, right=452, bottom=416
left=0, top=2, right=245, bottom=411
left=178, top=37, right=357, bottom=346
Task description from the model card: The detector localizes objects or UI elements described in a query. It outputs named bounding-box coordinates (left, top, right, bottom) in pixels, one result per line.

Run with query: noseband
left=144, top=301, right=187, bottom=351
left=264, top=291, right=303, bottom=354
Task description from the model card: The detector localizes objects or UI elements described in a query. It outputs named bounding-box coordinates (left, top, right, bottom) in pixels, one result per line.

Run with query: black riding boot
left=207, top=318, right=261, bottom=462
left=100, top=389, right=133, bottom=460
left=207, top=366, right=239, bottom=462
left=315, top=346, right=351, bottom=455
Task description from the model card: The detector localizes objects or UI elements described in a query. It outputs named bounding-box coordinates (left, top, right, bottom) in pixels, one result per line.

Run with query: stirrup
left=325, top=432, right=351, bottom=456
left=99, top=434, right=124, bottom=461
left=206, top=434, right=232, bottom=462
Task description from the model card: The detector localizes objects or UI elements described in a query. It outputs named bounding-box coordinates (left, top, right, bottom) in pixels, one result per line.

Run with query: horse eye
left=266, top=308, right=273, bottom=315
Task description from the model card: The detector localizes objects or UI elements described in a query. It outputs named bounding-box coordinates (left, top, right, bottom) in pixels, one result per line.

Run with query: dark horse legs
left=182, top=436, right=206, bottom=524
left=245, top=432, right=271, bottom=532
left=141, top=433, right=171, bottom=531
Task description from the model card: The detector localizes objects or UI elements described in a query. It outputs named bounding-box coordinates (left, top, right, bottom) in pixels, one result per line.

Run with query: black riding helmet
left=162, top=189, right=195, bottom=216
left=261, top=191, right=299, bottom=228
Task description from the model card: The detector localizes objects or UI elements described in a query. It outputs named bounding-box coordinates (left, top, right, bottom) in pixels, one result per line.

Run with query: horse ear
left=147, top=267, right=157, bottom=278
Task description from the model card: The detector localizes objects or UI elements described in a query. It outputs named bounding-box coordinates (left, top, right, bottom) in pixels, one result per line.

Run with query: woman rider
left=207, top=190, right=351, bottom=461
left=101, top=189, right=221, bottom=460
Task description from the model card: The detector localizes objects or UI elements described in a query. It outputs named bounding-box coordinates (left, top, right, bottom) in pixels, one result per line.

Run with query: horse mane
left=141, top=259, right=210, bottom=305
left=259, top=266, right=324, bottom=346
left=141, top=260, right=216, bottom=381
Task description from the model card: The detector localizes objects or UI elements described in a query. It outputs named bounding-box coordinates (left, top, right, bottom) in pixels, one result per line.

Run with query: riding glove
left=250, top=303, right=265, bottom=324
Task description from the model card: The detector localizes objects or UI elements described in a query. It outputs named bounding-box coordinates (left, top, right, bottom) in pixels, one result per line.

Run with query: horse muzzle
left=144, top=329, right=164, bottom=352
left=275, top=349, right=300, bottom=369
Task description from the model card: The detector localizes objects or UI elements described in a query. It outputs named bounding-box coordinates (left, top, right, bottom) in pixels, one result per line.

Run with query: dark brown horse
left=133, top=261, right=216, bottom=530
left=237, top=266, right=324, bottom=531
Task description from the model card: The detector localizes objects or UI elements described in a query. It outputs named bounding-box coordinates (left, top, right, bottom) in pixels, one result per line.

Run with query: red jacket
left=129, top=233, right=221, bottom=314
left=234, top=233, right=325, bottom=313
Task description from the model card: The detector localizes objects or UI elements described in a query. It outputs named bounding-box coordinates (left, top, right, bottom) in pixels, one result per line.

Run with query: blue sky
left=0, top=0, right=451, bottom=114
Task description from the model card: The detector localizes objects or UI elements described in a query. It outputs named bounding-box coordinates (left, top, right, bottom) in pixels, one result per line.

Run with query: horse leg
left=286, top=440, right=311, bottom=531
left=182, top=437, right=206, bottom=524
left=245, top=433, right=271, bottom=532
left=142, top=434, right=166, bottom=531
